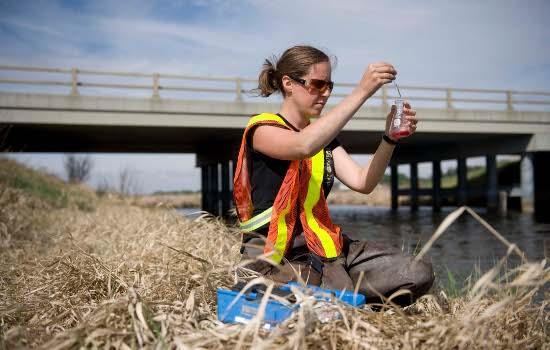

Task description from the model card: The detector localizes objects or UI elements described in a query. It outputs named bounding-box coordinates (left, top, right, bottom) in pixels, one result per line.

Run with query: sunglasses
left=288, top=75, right=334, bottom=93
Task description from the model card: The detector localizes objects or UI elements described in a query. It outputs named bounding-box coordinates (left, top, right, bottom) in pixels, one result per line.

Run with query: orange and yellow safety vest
left=233, top=113, right=343, bottom=263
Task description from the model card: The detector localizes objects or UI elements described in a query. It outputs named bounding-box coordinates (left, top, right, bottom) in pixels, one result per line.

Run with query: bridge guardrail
left=1, top=65, right=549, bottom=111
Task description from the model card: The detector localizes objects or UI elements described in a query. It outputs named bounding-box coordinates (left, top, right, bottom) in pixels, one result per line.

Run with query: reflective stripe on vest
left=273, top=190, right=294, bottom=262
left=238, top=206, right=272, bottom=232
left=303, top=148, right=338, bottom=257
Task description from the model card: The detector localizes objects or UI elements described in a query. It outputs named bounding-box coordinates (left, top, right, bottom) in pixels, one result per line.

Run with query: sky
left=1, top=0, right=549, bottom=193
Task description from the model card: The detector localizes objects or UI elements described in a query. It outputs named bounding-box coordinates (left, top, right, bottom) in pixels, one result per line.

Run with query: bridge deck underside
left=0, top=123, right=532, bottom=164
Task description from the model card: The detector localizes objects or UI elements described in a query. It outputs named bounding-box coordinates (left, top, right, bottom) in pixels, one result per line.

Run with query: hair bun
left=257, top=58, right=279, bottom=97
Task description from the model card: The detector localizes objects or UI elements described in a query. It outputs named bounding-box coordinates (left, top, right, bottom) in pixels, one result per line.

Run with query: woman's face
left=289, top=61, right=332, bottom=117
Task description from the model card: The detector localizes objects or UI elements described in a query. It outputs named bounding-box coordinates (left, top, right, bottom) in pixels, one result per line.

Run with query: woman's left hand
left=384, top=101, right=418, bottom=141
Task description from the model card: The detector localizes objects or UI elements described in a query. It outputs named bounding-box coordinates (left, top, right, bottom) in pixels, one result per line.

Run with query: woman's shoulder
left=247, top=113, right=286, bottom=127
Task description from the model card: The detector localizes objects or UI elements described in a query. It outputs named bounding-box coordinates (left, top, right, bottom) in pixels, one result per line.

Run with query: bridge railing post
left=446, top=88, right=453, bottom=110
left=71, top=68, right=79, bottom=96
left=506, top=91, right=513, bottom=111
left=235, top=78, right=242, bottom=102
left=152, top=73, right=160, bottom=98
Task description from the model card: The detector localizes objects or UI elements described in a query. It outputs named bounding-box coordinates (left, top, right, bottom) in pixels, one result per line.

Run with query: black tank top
left=246, top=114, right=341, bottom=234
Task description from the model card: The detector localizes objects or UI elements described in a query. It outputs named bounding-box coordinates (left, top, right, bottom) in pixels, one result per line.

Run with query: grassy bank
left=1, top=158, right=548, bottom=349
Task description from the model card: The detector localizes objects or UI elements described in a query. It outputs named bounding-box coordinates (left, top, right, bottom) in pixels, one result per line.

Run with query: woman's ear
left=281, top=75, right=293, bottom=96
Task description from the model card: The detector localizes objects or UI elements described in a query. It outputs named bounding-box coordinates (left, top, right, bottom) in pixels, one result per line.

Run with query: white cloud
left=3, top=0, right=547, bottom=87
left=0, top=17, right=66, bottom=38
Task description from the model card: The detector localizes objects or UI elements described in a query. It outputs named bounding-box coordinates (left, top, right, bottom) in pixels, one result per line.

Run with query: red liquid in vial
left=390, top=129, right=411, bottom=139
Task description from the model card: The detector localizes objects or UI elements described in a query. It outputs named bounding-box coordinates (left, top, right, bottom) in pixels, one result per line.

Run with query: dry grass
left=0, top=162, right=549, bottom=349
left=128, top=193, right=201, bottom=209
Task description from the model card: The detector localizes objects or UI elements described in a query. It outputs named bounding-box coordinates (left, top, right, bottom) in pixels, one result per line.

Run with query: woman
left=233, top=45, right=434, bottom=306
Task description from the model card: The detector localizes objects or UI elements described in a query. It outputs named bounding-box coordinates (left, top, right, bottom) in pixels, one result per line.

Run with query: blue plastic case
left=217, top=282, right=365, bottom=326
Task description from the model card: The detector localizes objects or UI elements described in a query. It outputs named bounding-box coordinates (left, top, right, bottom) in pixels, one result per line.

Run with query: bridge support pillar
left=200, top=163, right=221, bottom=216
left=391, top=164, right=398, bottom=211
left=520, top=153, right=534, bottom=213
left=432, top=160, right=441, bottom=212
left=486, top=154, right=498, bottom=211
left=457, top=157, right=467, bottom=206
left=410, top=162, right=418, bottom=211
left=221, top=161, right=231, bottom=217
left=200, top=165, right=208, bottom=212
left=199, top=160, right=233, bottom=217
left=197, top=147, right=236, bottom=218
left=207, top=163, right=220, bottom=215
left=533, top=152, right=550, bottom=222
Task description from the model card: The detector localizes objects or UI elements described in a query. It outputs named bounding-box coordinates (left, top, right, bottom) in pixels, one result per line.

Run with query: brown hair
left=257, top=45, right=334, bottom=97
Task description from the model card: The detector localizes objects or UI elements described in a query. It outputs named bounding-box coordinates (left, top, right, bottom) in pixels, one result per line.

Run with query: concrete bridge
left=1, top=65, right=549, bottom=221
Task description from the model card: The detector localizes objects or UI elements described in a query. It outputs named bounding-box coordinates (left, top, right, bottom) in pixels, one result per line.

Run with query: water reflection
left=330, top=205, right=549, bottom=289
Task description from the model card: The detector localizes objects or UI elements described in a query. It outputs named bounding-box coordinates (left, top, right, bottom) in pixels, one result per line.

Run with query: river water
left=178, top=206, right=549, bottom=292
left=329, top=205, right=549, bottom=290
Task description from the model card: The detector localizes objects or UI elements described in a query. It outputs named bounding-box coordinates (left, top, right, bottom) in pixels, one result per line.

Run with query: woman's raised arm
left=333, top=102, right=418, bottom=194
left=252, top=63, right=397, bottom=160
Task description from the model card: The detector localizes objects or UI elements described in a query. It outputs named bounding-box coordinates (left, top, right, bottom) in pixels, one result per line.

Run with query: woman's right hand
left=359, top=62, right=397, bottom=98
